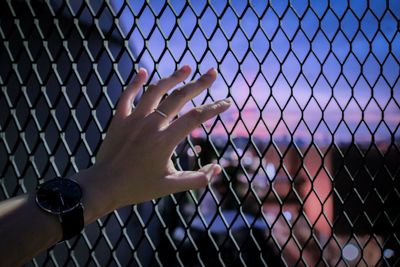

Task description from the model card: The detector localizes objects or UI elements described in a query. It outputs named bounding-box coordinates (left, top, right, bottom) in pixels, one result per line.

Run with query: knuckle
left=156, top=71, right=181, bottom=88
left=198, top=75, right=212, bottom=86
left=171, top=70, right=182, bottom=79
left=189, top=108, right=205, bottom=123
left=172, top=88, right=188, bottom=100
left=145, top=84, right=158, bottom=94
left=155, top=77, right=168, bottom=87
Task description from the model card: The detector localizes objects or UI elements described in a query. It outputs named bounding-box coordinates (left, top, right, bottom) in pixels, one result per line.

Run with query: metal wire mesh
left=1, top=0, right=399, bottom=266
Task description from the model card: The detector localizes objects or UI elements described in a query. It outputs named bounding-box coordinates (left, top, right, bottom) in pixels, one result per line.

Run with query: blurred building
left=184, top=136, right=399, bottom=266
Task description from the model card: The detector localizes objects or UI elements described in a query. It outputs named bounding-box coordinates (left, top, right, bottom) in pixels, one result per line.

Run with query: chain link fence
left=1, top=0, right=399, bottom=266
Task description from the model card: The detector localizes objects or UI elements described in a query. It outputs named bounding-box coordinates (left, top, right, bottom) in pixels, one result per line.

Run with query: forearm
left=0, top=193, right=61, bottom=266
left=0, top=167, right=115, bottom=267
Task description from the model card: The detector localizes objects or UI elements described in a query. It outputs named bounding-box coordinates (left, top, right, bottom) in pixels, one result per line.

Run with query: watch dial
left=36, top=178, right=83, bottom=214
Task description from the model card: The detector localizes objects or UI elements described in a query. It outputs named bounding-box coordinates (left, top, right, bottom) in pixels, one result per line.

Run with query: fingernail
left=220, top=97, right=231, bottom=105
left=133, top=68, right=147, bottom=83
left=212, top=164, right=222, bottom=175
left=200, top=164, right=215, bottom=176
left=137, top=68, right=147, bottom=78
left=201, top=164, right=221, bottom=183
left=206, top=68, right=217, bottom=76
left=180, top=65, right=191, bottom=73
left=206, top=164, right=215, bottom=172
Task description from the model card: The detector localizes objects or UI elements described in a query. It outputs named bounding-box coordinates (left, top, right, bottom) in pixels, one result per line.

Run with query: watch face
left=36, top=178, right=83, bottom=215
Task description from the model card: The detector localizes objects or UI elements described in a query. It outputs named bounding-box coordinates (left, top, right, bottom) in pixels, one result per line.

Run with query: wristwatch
left=35, top=178, right=84, bottom=242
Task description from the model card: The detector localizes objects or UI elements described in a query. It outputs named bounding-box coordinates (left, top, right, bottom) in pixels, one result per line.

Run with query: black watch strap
left=59, top=204, right=84, bottom=241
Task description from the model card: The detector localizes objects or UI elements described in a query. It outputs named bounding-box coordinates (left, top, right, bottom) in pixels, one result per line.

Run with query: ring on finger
left=154, top=108, right=168, bottom=118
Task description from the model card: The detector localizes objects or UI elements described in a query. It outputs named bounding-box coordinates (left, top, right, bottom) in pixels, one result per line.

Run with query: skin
left=0, top=65, right=231, bottom=266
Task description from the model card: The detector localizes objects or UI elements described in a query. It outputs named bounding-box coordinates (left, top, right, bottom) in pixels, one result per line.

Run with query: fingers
left=134, top=65, right=191, bottom=117
left=151, top=68, right=217, bottom=125
left=165, top=98, right=231, bottom=145
left=115, top=68, right=148, bottom=119
left=163, top=164, right=222, bottom=193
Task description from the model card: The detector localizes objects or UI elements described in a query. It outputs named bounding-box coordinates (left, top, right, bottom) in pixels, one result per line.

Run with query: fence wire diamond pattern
left=1, top=0, right=399, bottom=266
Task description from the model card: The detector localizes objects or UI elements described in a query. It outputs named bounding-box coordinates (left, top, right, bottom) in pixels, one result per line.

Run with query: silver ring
left=154, top=108, right=168, bottom=118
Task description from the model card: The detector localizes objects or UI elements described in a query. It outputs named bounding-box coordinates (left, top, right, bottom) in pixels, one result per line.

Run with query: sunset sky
left=110, top=0, right=399, bottom=144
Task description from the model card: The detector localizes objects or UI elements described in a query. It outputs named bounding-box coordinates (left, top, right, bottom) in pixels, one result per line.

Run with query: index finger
left=115, top=68, right=148, bottom=119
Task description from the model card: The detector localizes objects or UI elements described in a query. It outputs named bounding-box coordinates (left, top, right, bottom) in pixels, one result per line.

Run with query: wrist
left=73, top=166, right=119, bottom=225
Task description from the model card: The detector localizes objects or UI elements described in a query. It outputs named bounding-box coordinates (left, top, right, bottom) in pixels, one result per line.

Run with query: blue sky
left=110, top=0, right=399, bottom=144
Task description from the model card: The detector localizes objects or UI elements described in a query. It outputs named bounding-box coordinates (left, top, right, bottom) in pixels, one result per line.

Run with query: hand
left=80, top=65, right=231, bottom=217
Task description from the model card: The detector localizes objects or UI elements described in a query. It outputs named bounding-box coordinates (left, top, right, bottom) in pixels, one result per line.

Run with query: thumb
left=198, top=163, right=222, bottom=180
left=164, top=164, right=222, bottom=193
